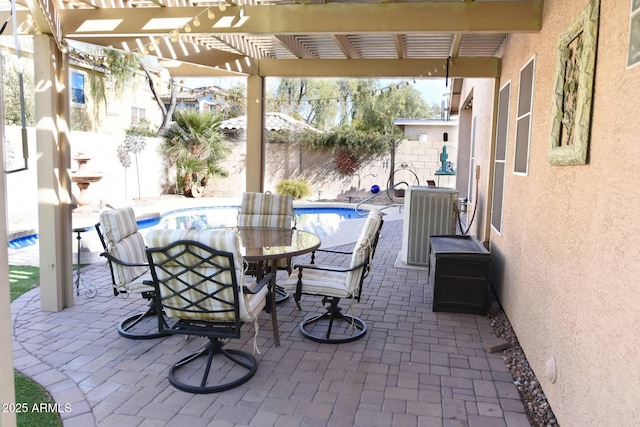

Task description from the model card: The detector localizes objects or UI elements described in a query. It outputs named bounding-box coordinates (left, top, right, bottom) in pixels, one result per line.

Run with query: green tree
left=266, top=78, right=435, bottom=177
left=2, top=56, right=35, bottom=127
left=159, top=110, right=230, bottom=197
left=73, top=46, right=178, bottom=136
left=352, top=82, right=429, bottom=135
left=219, top=83, right=246, bottom=120
left=267, top=78, right=436, bottom=132
left=104, top=49, right=139, bottom=93
left=268, top=78, right=341, bottom=131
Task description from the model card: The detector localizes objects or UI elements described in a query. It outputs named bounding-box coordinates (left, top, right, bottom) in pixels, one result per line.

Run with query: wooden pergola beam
left=59, top=1, right=543, bottom=37
left=256, top=57, right=500, bottom=78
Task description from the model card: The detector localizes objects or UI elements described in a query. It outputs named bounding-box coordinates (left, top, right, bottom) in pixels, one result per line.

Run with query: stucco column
left=0, top=62, right=16, bottom=426
left=245, top=75, right=265, bottom=193
left=34, top=35, right=74, bottom=311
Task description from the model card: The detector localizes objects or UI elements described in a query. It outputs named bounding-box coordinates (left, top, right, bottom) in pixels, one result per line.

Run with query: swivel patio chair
left=284, top=209, right=383, bottom=343
left=96, top=206, right=167, bottom=339
left=238, top=191, right=295, bottom=302
left=145, top=228, right=271, bottom=394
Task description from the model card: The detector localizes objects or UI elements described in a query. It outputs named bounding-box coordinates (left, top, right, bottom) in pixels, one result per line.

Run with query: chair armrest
left=99, top=251, right=149, bottom=269
left=310, top=247, right=353, bottom=264
left=315, top=248, right=354, bottom=255
left=293, top=261, right=367, bottom=274
left=243, top=271, right=274, bottom=294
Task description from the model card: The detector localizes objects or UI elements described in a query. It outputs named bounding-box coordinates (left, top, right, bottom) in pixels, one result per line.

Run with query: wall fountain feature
left=71, top=152, right=103, bottom=212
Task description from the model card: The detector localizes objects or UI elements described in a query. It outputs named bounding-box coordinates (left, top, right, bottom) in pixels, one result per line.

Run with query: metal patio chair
left=96, top=206, right=168, bottom=339
left=145, top=228, right=271, bottom=393
left=284, top=209, right=383, bottom=343
left=238, top=191, right=296, bottom=302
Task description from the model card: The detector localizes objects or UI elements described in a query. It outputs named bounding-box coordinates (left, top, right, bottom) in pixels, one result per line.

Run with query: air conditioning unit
left=401, top=186, right=458, bottom=266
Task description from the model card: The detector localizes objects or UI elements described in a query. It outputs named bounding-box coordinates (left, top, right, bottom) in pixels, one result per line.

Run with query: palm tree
left=160, top=110, right=231, bottom=197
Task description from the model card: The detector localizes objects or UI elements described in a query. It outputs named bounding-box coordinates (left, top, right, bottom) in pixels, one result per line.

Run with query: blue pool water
left=7, top=206, right=367, bottom=249
left=9, top=234, right=40, bottom=249
left=144, top=206, right=364, bottom=239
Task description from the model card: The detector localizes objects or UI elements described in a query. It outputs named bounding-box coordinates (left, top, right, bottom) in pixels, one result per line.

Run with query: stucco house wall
left=68, top=61, right=162, bottom=135
left=102, top=79, right=163, bottom=134
left=455, top=1, right=640, bottom=425
left=455, top=79, right=496, bottom=242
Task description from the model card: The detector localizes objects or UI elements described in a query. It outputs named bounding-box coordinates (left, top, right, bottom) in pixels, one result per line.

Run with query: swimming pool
left=142, top=206, right=365, bottom=241
left=9, top=234, right=39, bottom=249
left=7, top=206, right=372, bottom=249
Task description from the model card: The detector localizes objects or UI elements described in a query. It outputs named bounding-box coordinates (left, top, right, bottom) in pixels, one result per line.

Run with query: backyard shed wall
left=458, top=0, right=640, bottom=425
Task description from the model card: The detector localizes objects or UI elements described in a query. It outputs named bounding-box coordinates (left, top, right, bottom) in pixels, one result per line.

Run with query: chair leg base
left=275, top=285, right=290, bottom=304
left=168, top=339, right=257, bottom=394
left=300, top=305, right=367, bottom=344
left=117, top=304, right=169, bottom=340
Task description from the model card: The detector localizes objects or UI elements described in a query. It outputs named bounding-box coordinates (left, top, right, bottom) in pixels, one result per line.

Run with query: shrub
left=275, top=179, right=311, bottom=200
left=159, top=111, right=230, bottom=197
left=126, top=118, right=157, bottom=137
left=302, top=126, right=391, bottom=177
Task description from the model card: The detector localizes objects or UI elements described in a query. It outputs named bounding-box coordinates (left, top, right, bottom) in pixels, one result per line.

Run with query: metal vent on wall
left=401, top=187, right=458, bottom=267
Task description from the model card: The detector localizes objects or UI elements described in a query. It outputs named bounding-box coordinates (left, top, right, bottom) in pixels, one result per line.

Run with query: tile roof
left=220, top=112, right=320, bottom=132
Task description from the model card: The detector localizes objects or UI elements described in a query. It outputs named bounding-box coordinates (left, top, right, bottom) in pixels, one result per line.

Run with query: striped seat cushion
left=100, top=207, right=149, bottom=290
left=237, top=213, right=293, bottom=229
left=283, top=269, right=351, bottom=298
left=344, top=209, right=383, bottom=294
left=240, top=192, right=293, bottom=216
left=146, top=229, right=267, bottom=322
left=285, top=209, right=382, bottom=298
left=238, top=192, right=295, bottom=270
left=101, top=206, right=139, bottom=244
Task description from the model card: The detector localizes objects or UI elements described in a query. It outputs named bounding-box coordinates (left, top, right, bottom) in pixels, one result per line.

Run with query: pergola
left=7, top=0, right=543, bottom=122
left=0, top=1, right=542, bottom=422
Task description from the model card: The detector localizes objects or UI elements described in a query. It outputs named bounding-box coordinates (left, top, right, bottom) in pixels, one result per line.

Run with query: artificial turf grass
left=13, top=371, right=64, bottom=427
left=9, top=265, right=63, bottom=427
left=9, top=265, right=40, bottom=302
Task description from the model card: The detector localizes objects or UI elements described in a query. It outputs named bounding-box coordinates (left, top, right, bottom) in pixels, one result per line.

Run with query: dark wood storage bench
left=429, top=235, right=491, bottom=315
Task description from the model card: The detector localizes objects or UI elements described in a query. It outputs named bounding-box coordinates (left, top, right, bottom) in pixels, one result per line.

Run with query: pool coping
left=8, top=198, right=403, bottom=250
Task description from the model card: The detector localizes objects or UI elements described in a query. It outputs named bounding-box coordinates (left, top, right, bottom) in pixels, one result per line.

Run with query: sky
left=182, top=76, right=449, bottom=106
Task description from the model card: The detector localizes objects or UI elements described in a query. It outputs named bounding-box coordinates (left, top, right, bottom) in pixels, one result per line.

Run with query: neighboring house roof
left=161, top=86, right=228, bottom=102
left=67, top=46, right=163, bottom=76
left=68, top=49, right=109, bottom=73
left=220, top=112, right=321, bottom=132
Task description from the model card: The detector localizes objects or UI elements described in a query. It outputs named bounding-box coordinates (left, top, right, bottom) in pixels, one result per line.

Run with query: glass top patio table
left=237, top=227, right=321, bottom=346
left=238, top=228, right=321, bottom=260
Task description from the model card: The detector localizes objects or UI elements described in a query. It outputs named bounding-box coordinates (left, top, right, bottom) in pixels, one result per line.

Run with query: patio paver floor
left=10, top=219, right=530, bottom=427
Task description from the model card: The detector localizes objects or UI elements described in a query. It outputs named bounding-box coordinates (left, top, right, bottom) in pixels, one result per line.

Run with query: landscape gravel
left=489, top=308, right=560, bottom=427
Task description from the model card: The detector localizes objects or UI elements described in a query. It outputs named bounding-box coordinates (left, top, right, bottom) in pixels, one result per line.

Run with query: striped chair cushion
left=344, top=209, right=383, bottom=294
left=100, top=207, right=149, bottom=290
left=284, top=209, right=383, bottom=298
left=240, top=192, right=293, bottom=216
left=238, top=192, right=295, bottom=270
left=101, top=206, right=139, bottom=244
left=283, top=269, right=351, bottom=298
left=109, top=232, right=151, bottom=290
left=237, top=213, right=293, bottom=229
left=146, top=229, right=267, bottom=322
